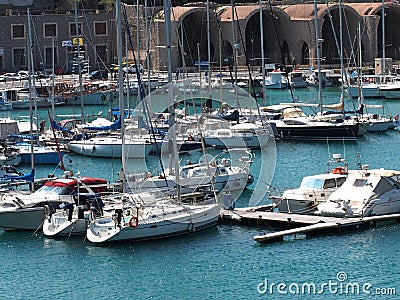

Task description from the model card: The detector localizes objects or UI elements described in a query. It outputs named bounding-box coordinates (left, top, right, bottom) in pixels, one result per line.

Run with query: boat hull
left=0, top=207, right=45, bottom=231
left=86, top=204, right=221, bottom=243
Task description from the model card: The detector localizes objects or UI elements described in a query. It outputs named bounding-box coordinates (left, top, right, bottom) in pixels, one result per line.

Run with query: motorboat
left=262, top=71, right=288, bottom=89
left=42, top=177, right=113, bottom=237
left=316, top=166, right=400, bottom=217
left=86, top=190, right=222, bottom=243
left=271, top=154, right=348, bottom=213
left=288, top=71, right=307, bottom=88
left=0, top=174, right=106, bottom=231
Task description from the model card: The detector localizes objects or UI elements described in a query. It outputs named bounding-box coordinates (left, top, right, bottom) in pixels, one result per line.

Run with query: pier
left=219, top=208, right=400, bottom=244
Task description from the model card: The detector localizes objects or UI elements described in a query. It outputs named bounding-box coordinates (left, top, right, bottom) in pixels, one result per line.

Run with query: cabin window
left=336, top=177, right=346, bottom=187
left=353, top=179, right=367, bottom=187
left=13, top=48, right=26, bottom=68
left=11, top=24, right=25, bottom=39
left=95, top=45, right=108, bottom=63
left=94, top=21, right=107, bottom=36
left=44, top=23, right=57, bottom=38
left=323, top=178, right=336, bottom=189
left=69, top=22, right=82, bottom=37
left=300, top=177, right=324, bottom=189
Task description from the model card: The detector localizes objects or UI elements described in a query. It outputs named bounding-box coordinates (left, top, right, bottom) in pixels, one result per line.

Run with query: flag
left=61, top=40, right=72, bottom=47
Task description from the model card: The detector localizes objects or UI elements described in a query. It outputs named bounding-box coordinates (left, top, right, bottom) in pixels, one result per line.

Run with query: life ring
left=332, top=167, right=344, bottom=174
left=129, top=216, right=138, bottom=228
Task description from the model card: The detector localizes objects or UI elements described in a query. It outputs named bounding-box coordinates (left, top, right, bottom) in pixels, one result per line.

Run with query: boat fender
left=129, top=216, right=138, bottom=228
left=92, top=146, right=96, bottom=154
left=101, top=94, right=107, bottom=102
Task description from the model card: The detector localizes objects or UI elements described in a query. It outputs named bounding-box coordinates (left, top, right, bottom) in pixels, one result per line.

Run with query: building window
left=44, top=47, right=57, bottom=68
left=13, top=48, right=26, bottom=68
left=12, top=24, right=25, bottom=39
left=44, top=23, right=57, bottom=38
left=69, top=22, right=82, bottom=37
left=94, top=22, right=107, bottom=36
left=95, top=45, right=108, bottom=63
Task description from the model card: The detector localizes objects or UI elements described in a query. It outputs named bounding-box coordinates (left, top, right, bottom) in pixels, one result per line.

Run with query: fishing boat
left=271, top=153, right=349, bottom=213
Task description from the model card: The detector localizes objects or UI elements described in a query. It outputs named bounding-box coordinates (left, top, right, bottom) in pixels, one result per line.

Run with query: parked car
left=0, top=73, right=22, bottom=82
left=112, top=63, right=144, bottom=74
left=87, top=70, right=109, bottom=80
left=34, top=71, right=51, bottom=79
left=123, top=64, right=144, bottom=74
left=17, top=70, right=29, bottom=80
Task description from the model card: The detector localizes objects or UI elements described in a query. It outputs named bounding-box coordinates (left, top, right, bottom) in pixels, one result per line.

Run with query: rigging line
left=30, top=16, right=45, bottom=71
left=233, top=5, right=267, bottom=125
left=122, top=3, right=168, bottom=184
left=266, top=0, right=295, bottom=102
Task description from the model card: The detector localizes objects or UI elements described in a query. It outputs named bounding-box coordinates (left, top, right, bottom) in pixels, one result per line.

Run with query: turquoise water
left=1, top=87, right=400, bottom=299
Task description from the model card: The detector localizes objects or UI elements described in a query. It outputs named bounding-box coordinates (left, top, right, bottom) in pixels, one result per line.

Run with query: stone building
left=0, top=2, right=399, bottom=73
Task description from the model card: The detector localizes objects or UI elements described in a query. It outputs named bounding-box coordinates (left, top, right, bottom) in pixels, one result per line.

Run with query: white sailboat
left=85, top=0, right=222, bottom=243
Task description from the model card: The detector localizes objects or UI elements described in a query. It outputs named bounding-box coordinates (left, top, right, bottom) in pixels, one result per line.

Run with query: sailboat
left=85, top=0, right=221, bottom=243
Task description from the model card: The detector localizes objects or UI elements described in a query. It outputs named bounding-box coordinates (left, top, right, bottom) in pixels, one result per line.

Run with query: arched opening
left=301, top=41, right=309, bottom=65
left=321, top=6, right=359, bottom=66
left=178, top=10, right=218, bottom=68
left=244, top=10, right=286, bottom=66
left=377, top=7, right=400, bottom=61
left=282, top=40, right=290, bottom=65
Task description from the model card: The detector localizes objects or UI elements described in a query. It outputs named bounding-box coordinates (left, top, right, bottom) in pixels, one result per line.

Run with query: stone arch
left=300, top=40, right=310, bottom=65
left=175, top=8, right=219, bottom=68
left=319, top=4, right=362, bottom=65
left=373, top=4, right=400, bottom=60
left=244, top=7, right=291, bottom=65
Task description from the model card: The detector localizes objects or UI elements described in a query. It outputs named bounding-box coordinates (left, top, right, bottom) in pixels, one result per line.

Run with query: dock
left=219, top=207, right=400, bottom=244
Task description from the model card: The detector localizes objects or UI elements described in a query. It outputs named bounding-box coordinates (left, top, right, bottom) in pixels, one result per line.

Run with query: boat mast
left=164, top=0, right=180, bottom=199
left=314, top=0, right=323, bottom=114
left=74, top=0, right=85, bottom=123
left=339, top=0, right=345, bottom=108
left=259, top=0, right=266, bottom=106
left=116, top=0, right=126, bottom=192
left=382, top=0, right=386, bottom=76
left=27, top=8, right=35, bottom=191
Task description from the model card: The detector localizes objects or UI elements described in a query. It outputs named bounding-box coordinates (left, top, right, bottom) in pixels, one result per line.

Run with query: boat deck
left=219, top=208, right=400, bottom=244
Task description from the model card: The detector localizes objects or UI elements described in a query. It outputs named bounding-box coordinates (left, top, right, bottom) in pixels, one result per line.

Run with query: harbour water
left=1, top=86, right=400, bottom=299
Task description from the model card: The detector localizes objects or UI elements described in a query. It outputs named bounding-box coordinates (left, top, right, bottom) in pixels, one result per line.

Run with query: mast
left=382, top=0, right=386, bottom=75
left=314, top=0, right=323, bottom=114
left=74, top=0, right=85, bottom=123
left=339, top=0, right=345, bottom=107
left=206, top=0, right=211, bottom=91
left=164, top=0, right=180, bottom=199
left=116, top=0, right=126, bottom=192
left=259, top=0, right=266, bottom=105
left=27, top=8, right=35, bottom=191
